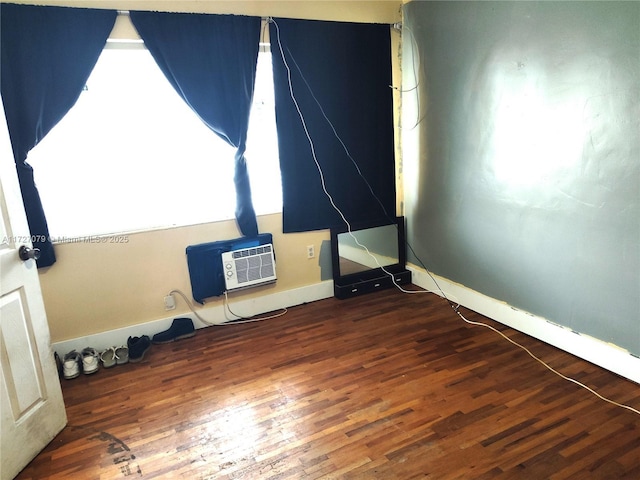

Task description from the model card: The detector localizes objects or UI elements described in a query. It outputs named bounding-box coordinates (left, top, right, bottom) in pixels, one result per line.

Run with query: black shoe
left=128, top=335, right=151, bottom=363
left=152, top=318, right=196, bottom=344
left=54, top=351, right=63, bottom=378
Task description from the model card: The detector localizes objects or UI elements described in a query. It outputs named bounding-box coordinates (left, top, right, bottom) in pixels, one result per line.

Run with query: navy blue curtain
left=1, top=3, right=117, bottom=267
left=269, top=18, right=395, bottom=233
left=129, top=11, right=261, bottom=237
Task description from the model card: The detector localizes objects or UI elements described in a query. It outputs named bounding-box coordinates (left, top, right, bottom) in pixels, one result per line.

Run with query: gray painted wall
left=403, top=1, right=639, bottom=355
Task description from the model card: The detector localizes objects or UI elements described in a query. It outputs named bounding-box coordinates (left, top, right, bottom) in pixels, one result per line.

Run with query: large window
left=28, top=47, right=281, bottom=241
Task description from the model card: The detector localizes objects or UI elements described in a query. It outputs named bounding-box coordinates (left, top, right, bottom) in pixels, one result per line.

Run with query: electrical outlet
left=164, top=294, right=176, bottom=311
left=307, top=245, right=315, bottom=259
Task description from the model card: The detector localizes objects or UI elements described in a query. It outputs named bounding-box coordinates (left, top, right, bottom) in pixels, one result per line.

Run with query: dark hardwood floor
left=17, top=287, right=640, bottom=479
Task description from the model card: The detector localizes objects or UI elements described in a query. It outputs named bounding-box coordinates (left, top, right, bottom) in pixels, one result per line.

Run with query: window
left=28, top=47, right=281, bottom=241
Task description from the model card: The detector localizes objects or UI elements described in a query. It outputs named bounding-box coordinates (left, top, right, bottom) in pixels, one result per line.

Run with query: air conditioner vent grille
left=221, top=243, right=277, bottom=291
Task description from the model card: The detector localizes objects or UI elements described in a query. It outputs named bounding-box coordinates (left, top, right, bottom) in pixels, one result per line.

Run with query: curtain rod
left=115, top=11, right=399, bottom=27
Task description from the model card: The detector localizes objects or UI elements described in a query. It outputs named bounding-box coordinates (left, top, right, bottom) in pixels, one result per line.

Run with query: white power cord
left=453, top=305, right=640, bottom=416
left=169, top=289, right=287, bottom=327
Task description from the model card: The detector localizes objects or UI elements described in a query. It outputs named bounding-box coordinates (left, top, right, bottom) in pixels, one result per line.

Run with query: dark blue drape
left=129, top=11, right=261, bottom=237
left=1, top=3, right=117, bottom=267
left=270, top=18, right=395, bottom=233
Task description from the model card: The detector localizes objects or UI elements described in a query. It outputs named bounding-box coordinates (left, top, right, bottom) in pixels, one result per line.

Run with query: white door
left=0, top=102, right=67, bottom=479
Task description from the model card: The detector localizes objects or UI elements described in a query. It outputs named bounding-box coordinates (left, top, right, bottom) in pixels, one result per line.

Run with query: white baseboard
left=54, top=272, right=639, bottom=385
left=53, top=280, right=334, bottom=357
left=408, top=265, right=640, bottom=385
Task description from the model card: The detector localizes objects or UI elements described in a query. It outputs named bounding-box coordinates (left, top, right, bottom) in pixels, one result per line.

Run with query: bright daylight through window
left=28, top=47, right=282, bottom=241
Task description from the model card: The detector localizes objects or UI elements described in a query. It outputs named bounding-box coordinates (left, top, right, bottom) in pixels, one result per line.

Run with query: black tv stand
left=333, top=268, right=411, bottom=299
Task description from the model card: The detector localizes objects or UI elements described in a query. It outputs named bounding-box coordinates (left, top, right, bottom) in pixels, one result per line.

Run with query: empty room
left=1, top=1, right=638, bottom=479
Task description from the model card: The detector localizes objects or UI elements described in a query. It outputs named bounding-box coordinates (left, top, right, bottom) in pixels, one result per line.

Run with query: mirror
left=331, top=217, right=409, bottom=298
left=335, top=223, right=399, bottom=276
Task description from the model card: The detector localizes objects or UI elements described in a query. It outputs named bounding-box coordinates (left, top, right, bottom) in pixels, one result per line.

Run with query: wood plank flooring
left=17, top=287, right=640, bottom=479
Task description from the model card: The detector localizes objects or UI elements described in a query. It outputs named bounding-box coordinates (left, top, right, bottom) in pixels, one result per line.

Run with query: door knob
left=19, top=245, right=41, bottom=262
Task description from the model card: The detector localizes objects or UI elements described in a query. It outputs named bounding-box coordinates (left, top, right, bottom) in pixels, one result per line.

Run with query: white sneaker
left=81, top=347, right=100, bottom=374
left=63, top=350, right=81, bottom=379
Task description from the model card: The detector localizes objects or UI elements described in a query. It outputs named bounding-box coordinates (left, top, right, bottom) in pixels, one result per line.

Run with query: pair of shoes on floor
left=128, top=335, right=151, bottom=363
left=62, top=347, right=100, bottom=379
left=152, top=318, right=195, bottom=344
left=100, top=345, right=129, bottom=368
left=60, top=321, right=190, bottom=375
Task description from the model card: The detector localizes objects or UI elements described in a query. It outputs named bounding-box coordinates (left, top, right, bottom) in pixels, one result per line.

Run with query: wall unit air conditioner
left=221, top=243, right=277, bottom=292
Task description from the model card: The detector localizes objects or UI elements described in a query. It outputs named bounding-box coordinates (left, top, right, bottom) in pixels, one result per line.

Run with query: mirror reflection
left=337, top=224, right=399, bottom=276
